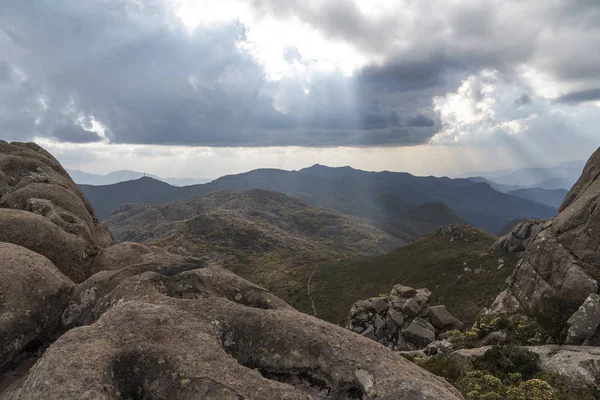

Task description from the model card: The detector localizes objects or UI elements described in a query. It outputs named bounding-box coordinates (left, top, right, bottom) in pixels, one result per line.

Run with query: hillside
left=105, top=189, right=405, bottom=308
left=294, top=224, right=519, bottom=326
left=80, top=164, right=556, bottom=235
left=507, top=187, right=567, bottom=209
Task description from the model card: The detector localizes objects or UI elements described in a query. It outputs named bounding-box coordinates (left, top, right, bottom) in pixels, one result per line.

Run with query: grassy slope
left=296, top=225, right=519, bottom=326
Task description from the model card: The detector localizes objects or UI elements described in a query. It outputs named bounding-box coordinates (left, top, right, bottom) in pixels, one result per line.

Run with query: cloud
left=555, top=88, right=600, bottom=104
left=430, top=69, right=600, bottom=153
left=0, top=0, right=599, bottom=151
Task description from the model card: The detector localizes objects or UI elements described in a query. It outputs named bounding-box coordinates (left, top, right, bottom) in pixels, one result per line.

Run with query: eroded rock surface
left=0, top=243, right=73, bottom=369
left=347, top=285, right=462, bottom=355
left=491, top=219, right=546, bottom=253
left=0, top=141, right=112, bottom=281
left=5, top=269, right=463, bottom=400
left=490, top=147, right=600, bottom=340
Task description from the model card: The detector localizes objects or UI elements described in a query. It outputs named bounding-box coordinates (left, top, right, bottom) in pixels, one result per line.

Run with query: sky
left=1, top=0, right=600, bottom=179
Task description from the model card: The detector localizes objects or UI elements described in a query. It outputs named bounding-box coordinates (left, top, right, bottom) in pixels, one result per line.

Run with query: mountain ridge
left=80, top=165, right=557, bottom=236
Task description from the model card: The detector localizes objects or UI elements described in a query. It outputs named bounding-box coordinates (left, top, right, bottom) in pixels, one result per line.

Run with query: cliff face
left=491, top=147, right=600, bottom=343
left=0, top=141, right=463, bottom=400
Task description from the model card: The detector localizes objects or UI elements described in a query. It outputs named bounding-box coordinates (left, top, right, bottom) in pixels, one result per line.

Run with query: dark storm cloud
left=0, top=0, right=598, bottom=148
left=50, top=122, right=103, bottom=143
left=555, top=88, right=600, bottom=104
left=515, top=94, right=532, bottom=105
left=0, top=0, right=439, bottom=147
left=407, top=115, right=436, bottom=128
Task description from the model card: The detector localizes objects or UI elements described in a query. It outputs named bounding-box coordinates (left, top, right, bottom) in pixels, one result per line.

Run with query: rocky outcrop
left=0, top=142, right=464, bottom=399
left=491, top=219, right=546, bottom=253
left=5, top=268, right=463, bottom=400
left=489, top=147, right=600, bottom=340
left=453, top=345, right=600, bottom=388
left=88, top=241, right=191, bottom=276
left=0, top=141, right=112, bottom=281
left=0, top=243, right=73, bottom=369
left=347, top=285, right=462, bottom=355
left=566, top=294, right=600, bottom=345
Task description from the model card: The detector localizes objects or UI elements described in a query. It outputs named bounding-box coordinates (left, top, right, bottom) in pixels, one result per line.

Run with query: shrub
left=476, top=346, right=540, bottom=381
left=475, top=314, right=509, bottom=338
left=455, top=371, right=504, bottom=400
left=506, top=379, right=555, bottom=400
left=446, top=329, right=480, bottom=349
left=509, top=315, right=548, bottom=346
left=413, top=354, right=472, bottom=383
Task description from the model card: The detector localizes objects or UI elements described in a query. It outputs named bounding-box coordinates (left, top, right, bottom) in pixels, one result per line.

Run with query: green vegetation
left=410, top=346, right=599, bottom=400
left=447, top=314, right=550, bottom=349
left=302, top=225, right=519, bottom=325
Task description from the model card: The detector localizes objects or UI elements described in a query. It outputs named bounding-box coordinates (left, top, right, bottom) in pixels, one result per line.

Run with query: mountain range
left=81, top=164, right=557, bottom=236
left=67, top=168, right=212, bottom=187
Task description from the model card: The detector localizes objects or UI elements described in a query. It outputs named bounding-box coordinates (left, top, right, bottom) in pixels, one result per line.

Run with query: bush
left=476, top=346, right=540, bottom=381
left=413, top=355, right=472, bottom=384
left=509, top=315, right=548, bottom=346
left=475, top=314, right=510, bottom=337
left=506, top=379, right=555, bottom=400
left=455, top=371, right=504, bottom=400
left=446, top=329, right=480, bottom=349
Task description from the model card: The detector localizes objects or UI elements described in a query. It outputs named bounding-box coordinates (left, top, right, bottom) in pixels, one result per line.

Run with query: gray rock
left=395, top=334, right=410, bottom=351
left=373, top=314, right=385, bottom=329
left=372, top=297, right=389, bottom=313
left=489, top=149, right=600, bottom=336
left=566, top=294, right=600, bottom=345
left=399, top=350, right=428, bottom=359
left=391, top=284, right=418, bottom=298
left=403, top=318, right=436, bottom=347
left=492, top=219, right=545, bottom=253
left=428, top=305, right=462, bottom=329
left=425, top=340, right=454, bottom=356
left=0, top=243, right=73, bottom=369
left=361, top=326, right=377, bottom=341
left=414, top=288, right=432, bottom=305
left=401, top=298, right=422, bottom=318
left=386, top=308, right=405, bottom=329
left=479, top=329, right=509, bottom=346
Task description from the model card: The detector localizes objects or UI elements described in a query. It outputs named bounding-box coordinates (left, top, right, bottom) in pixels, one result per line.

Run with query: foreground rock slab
left=4, top=269, right=463, bottom=400
left=0, top=243, right=73, bottom=370
left=489, top=147, right=600, bottom=341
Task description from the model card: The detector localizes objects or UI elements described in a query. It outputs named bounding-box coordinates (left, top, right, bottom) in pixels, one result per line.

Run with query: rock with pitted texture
left=5, top=268, right=463, bottom=400
left=0, top=242, right=73, bottom=370
left=0, top=141, right=112, bottom=281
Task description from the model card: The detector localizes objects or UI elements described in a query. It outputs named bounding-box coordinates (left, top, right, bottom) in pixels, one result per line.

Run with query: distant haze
left=67, top=169, right=211, bottom=187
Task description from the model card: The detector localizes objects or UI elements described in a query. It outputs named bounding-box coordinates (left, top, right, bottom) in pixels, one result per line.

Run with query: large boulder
left=6, top=268, right=463, bottom=400
left=0, top=141, right=112, bottom=281
left=0, top=243, right=73, bottom=369
left=489, top=147, right=600, bottom=339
